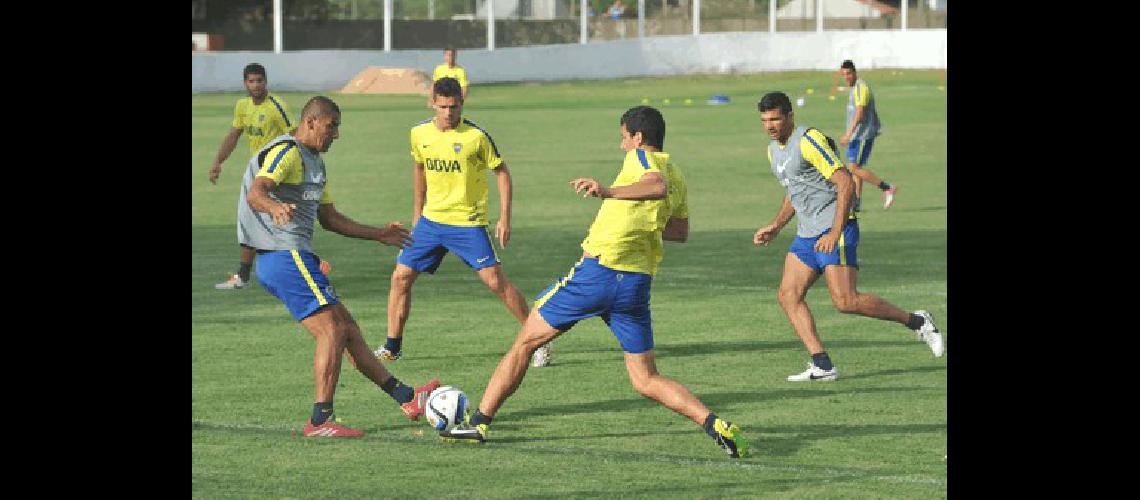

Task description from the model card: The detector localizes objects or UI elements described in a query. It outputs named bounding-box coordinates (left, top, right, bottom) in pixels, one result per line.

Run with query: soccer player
left=241, top=95, right=441, bottom=437
left=432, top=48, right=468, bottom=100
left=209, top=63, right=295, bottom=290
left=752, top=91, right=943, bottom=383
left=838, top=60, right=898, bottom=210
left=377, top=77, right=551, bottom=367
left=440, top=106, right=750, bottom=459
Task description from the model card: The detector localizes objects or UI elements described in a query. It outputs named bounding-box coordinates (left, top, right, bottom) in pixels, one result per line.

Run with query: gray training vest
left=768, top=126, right=842, bottom=238
left=237, top=134, right=328, bottom=253
left=846, top=78, right=881, bottom=141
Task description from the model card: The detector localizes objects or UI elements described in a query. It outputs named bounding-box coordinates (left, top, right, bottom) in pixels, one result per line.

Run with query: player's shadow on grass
left=504, top=386, right=924, bottom=428
left=758, top=422, right=947, bottom=457
left=840, top=364, right=946, bottom=381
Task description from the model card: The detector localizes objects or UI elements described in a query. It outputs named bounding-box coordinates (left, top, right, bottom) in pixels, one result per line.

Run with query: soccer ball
left=425, top=386, right=467, bottom=432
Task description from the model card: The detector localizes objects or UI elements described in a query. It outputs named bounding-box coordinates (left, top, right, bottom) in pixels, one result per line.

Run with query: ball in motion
left=425, top=386, right=468, bottom=432
left=320, top=260, right=331, bottom=274
left=795, top=97, right=805, bottom=107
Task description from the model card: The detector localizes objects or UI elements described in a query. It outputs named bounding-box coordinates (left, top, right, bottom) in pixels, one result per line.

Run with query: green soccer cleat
left=712, top=419, right=749, bottom=458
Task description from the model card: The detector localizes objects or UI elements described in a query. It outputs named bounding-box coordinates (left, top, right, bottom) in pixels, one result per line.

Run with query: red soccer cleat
left=401, top=378, right=441, bottom=421
left=303, top=418, right=365, bottom=437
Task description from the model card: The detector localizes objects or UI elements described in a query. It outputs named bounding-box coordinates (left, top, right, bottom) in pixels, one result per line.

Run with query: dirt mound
left=340, top=67, right=432, bottom=95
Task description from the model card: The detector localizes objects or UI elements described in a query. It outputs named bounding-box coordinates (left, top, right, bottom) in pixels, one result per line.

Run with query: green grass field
left=192, top=70, right=947, bottom=498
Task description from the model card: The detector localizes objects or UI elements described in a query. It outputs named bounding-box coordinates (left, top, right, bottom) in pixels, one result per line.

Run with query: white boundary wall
left=192, top=30, right=945, bottom=93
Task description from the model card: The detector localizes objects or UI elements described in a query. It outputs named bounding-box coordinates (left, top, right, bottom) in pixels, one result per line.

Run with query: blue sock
left=906, top=313, right=925, bottom=330
left=812, top=352, right=834, bottom=371
left=384, top=337, right=402, bottom=353
left=703, top=413, right=720, bottom=438
left=311, top=402, right=334, bottom=425
left=380, top=376, right=414, bottom=404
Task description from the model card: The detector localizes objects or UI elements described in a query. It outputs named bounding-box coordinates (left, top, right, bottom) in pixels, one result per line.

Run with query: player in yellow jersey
left=208, top=63, right=295, bottom=291
left=440, top=106, right=749, bottom=459
left=432, top=48, right=468, bottom=100
left=376, top=77, right=541, bottom=366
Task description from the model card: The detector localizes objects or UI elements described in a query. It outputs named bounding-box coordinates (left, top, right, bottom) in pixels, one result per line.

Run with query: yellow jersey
left=432, top=64, right=469, bottom=88
left=410, top=117, right=504, bottom=226
left=581, top=148, right=687, bottom=276
left=232, top=93, right=293, bottom=156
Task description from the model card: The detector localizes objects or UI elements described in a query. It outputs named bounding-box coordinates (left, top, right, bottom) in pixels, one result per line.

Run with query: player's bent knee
left=831, top=294, right=859, bottom=314
left=777, top=287, right=799, bottom=307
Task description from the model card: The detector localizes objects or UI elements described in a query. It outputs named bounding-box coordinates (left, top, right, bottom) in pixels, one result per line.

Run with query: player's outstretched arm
left=571, top=172, right=666, bottom=200
left=318, top=204, right=413, bottom=249
left=209, top=127, right=244, bottom=184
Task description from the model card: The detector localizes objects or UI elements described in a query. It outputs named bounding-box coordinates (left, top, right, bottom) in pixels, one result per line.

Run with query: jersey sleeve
left=624, top=148, right=662, bottom=176
left=854, top=82, right=871, bottom=107
left=480, top=129, right=504, bottom=170
left=456, top=67, right=469, bottom=88
left=410, top=128, right=424, bottom=164
left=799, top=130, right=843, bottom=179
left=432, top=65, right=444, bottom=81
left=266, top=95, right=293, bottom=131
left=231, top=100, right=245, bottom=129
left=320, top=181, right=334, bottom=205
left=256, top=143, right=303, bottom=184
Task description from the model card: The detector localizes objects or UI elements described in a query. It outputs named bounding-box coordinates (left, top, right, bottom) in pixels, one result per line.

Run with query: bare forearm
left=412, top=164, right=426, bottom=221
left=321, top=211, right=382, bottom=241
left=847, top=107, right=865, bottom=136
left=214, top=130, right=241, bottom=165
left=771, top=197, right=796, bottom=230
left=605, top=178, right=666, bottom=200
left=248, top=186, right=284, bottom=213
left=829, top=170, right=854, bottom=232
left=495, top=168, right=513, bottom=221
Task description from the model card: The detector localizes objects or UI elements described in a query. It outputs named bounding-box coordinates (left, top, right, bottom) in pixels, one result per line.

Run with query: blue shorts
left=789, top=221, right=860, bottom=274
left=846, top=138, right=875, bottom=167
left=533, top=257, right=654, bottom=354
left=397, top=216, right=500, bottom=273
left=256, top=250, right=340, bottom=321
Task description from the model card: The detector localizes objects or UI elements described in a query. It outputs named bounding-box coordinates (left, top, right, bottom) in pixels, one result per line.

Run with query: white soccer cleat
left=913, top=310, right=944, bottom=357
left=786, top=363, right=838, bottom=382
left=531, top=342, right=553, bottom=367
left=214, top=274, right=247, bottom=290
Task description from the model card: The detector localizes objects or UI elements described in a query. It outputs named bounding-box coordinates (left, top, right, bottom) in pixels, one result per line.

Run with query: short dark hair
left=301, top=96, right=340, bottom=120
left=840, top=60, right=856, bottom=70
left=444, top=47, right=456, bottom=54
left=433, top=77, right=463, bottom=100
left=757, top=92, right=793, bottom=115
left=243, top=63, right=266, bottom=80
left=620, top=106, right=665, bottom=149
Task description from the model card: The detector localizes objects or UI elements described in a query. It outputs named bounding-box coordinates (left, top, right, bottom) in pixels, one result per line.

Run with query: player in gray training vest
left=752, top=91, right=944, bottom=383
left=242, top=95, right=443, bottom=437
left=838, top=59, right=897, bottom=210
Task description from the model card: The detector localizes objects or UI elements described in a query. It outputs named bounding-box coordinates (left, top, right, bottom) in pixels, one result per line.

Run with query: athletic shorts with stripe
left=533, top=257, right=654, bottom=354
left=256, top=249, right=340, bottom=321
left=396, top=216, right=500, bottom=273
left=788, top=221, right=860, bottom=274
left=845, top=138, right=875, bottom=167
